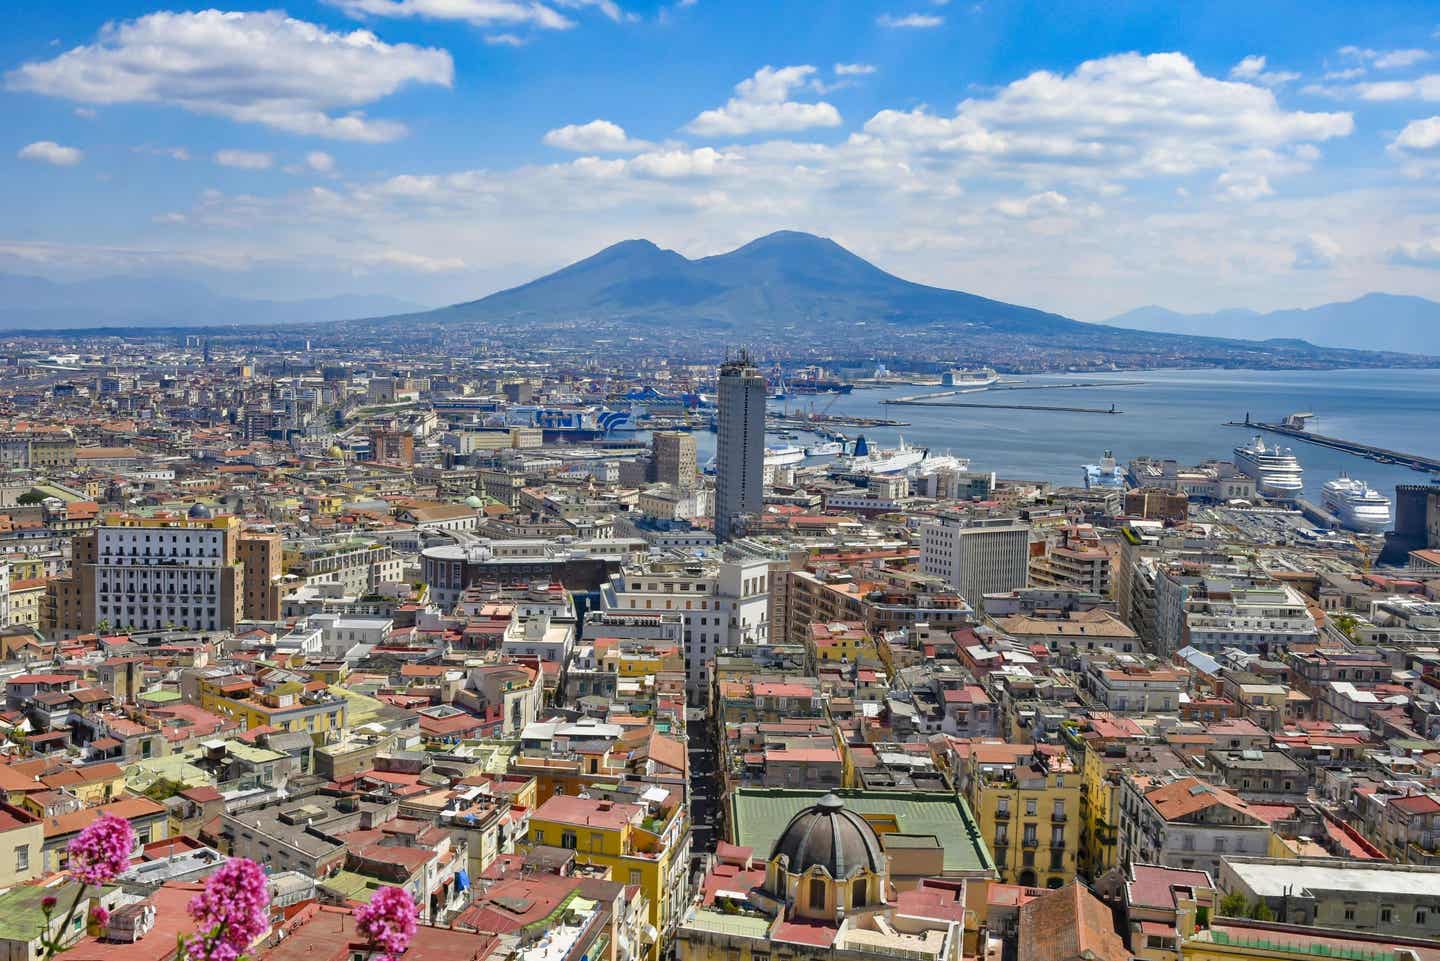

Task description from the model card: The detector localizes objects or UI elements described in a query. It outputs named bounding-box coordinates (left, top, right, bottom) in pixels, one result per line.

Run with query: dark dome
left=188, top=502, right=213, bottom=519
left=770, top=794, right=884, bottom=880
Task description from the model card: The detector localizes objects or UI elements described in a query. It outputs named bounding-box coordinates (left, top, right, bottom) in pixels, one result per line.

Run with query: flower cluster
left=89, top=906, right=110, bottom=927
left=66, top=814, right=135, bottom=887
left=354, top=886, right=418, bottom=961
left=184, top=858, right=271, bottom=961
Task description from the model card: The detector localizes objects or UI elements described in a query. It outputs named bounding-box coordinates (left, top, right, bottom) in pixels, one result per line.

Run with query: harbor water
left=689, top=368, right=1440, bottom=499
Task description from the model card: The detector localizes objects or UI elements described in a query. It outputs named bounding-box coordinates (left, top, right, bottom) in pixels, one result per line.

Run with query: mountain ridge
left=1103, top=292, right=1440, bottom=353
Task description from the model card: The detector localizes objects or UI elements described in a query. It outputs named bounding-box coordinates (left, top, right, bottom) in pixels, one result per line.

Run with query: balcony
left=994, top=808, right=1011, bottom=820
left=1051, top=812, right=1068, bottom=823
left=1022, top=837, right=1038, bottom=849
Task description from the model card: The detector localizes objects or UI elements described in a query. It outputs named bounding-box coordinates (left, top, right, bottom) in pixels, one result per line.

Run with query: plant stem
left=42, top=884, right=88, bottom=960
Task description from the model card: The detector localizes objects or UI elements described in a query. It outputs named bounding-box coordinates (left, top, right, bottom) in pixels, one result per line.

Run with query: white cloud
left=359, top=249, right=466, bottom=272
left=1345, top=75, right=1440, bottom=101
left=1292, top=233, right=1340, bottom=269
left=877, top=13, right=944, bottom=28
left=994, top=190, right=1069, bottom=218
left=1388, top=238, right=1440, bottom=268
left=324, top=0, right=574, bottom=30
left=136, top=144, right=190, bottom=161
left=543, top=119, right=651, bottom=152
left=6, top=10, right=453, bottom=142
left=860, top=52, right=1350, bottom=184
left=73, top=106, right=96, bottom=119
left=685, top=65, right=841, bottom=136
left=307, top=151, right=337, bottom=172
left=835, top=63, right=877, bottom=76
left=1391, top=116, right=1440, bottom=152
left=215, top=149, right=274, bottom=170
left=1216, top=170, right=1273, bottom=200
left=486, top=33, right=528, bottom=46
left=1340, top=46, right=1432, bottom=70
left=1228, top=55, right=1299, bottom=86
left=18, top=140, right=82, bottom=166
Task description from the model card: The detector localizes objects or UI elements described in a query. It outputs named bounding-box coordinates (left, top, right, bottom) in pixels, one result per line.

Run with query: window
left=853, top=879, right=867, bottom=907
left=1418, top=908, right=1428, bottom=925
left=1343, top=904, right=1355, bottom=921
left=1026, top=798, right=1037, bottom=816
left=629, top=869, right=642, bottom=886
left=561, top=831, right=577, bottom=850
left=809, top=879, right=826, bottom=910
left=15, top=846, right=27, bottom=872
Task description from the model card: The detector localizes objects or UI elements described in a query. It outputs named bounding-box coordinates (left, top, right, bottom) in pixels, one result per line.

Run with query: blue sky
left=5, top=0, right=1440, bottom=319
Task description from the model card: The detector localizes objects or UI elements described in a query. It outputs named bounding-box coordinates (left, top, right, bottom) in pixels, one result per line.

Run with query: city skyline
left=5, top=1, right=1440, bottom=320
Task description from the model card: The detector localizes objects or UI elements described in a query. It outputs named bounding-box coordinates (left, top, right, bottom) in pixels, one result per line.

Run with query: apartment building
left=965, top=743, right=1082, bottom=889
left=599, top=555, right=770, bottom=698
left=1030, top=525, right=1114, bottom=596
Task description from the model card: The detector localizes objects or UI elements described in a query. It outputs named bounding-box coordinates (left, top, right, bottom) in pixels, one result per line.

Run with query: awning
left=456, top=869, right=470, bottom=891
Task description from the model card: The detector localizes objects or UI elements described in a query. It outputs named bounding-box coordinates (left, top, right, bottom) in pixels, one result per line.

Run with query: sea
left=687, top=368, right=1440, bottom=500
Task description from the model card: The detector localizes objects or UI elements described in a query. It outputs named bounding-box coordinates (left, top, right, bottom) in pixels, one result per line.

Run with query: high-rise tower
left=714, top=352, right=766, bottom=541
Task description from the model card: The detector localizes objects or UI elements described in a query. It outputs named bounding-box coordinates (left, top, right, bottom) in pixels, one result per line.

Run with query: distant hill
left=1104, top=293, right=1440, bottom=353
left=0, top=273, right=425, bottom=330
left=358, top=231, right=1431, bottom=367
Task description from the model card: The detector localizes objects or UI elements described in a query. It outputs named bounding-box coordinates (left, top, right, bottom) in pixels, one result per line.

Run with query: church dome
left=187, top=502, right=213, bottom=519
left=770, top=794, right=884, bottom=880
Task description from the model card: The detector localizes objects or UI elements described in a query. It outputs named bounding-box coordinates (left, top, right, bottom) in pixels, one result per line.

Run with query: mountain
left=362, top=231, right=1430, bottom=367
left=0, top=273, right=425, bottom=330
left=1104, top=293, right=1440, bottom=353
left=407, top=231, right=1120, bottom=336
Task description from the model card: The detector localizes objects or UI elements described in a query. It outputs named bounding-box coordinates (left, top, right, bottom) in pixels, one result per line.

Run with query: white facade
left=94, top=523, right=235, bottom=632
left=920, top=515, right=1030, bottom=611
left=599, top=556, right=771, bottom=697
left=0, top=560, right=9, bottom=628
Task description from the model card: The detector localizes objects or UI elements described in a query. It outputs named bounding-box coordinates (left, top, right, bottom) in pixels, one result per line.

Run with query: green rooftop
left=0, top=882, right=95, bottom=941
left=138, top=689, right=182, bottom=705
left=681, top=909, right=772, bottom=939
left=319, top=870, right=382, bottom=904
left=729, top=788, right=995, bottom=876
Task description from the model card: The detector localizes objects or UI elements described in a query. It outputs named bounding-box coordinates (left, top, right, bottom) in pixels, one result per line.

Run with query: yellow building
left=0, top=802, right=43, bottom=886
left=600, top=643, right=683, bottom=678
left=526, top=793, right=689, bottom=961
left=198, top=676, right=347, bottom=741
left=804, top=620, right=881, bottom=671
left=966, top=743, right=1081, bottom=889
left=1078, top=738, right=1120, bottom=879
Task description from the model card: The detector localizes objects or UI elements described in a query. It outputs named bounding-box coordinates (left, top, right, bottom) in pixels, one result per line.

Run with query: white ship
left=942, top=367, right=1000, bottom=388
left=839, top=435, right=926, bottom=475
left=1233, top=435, right=1304, bottom=499
left=1322, top=476, right=1392, bottom=533
left=804, top=440, right=845, bottom=457
left=764, top=444, right=806, bottom=468
left=1083, top=450, right=1125, bottom=489
left=912, top=451, right=971, bottom=475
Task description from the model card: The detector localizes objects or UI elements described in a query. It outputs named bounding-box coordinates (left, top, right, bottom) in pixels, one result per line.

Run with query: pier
left=1227, top=415, right=1440, bottom=472
left=886, top=399, right=1122, bottom=414
left=885, top=380, right=1144, bottom=405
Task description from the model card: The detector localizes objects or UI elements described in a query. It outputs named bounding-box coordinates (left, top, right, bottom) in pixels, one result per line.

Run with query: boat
left=1233, top=435, right=1304, bottom=499
left=836, top=435, right=927, bottom=475
left=942, top=367, right=1000, bottom=389
left=805, top=440, right=845, bottom=457
left=1321, top=476, right=1392, bottom=533
left=911, top=451, right=971, bottom=475
left=502, top=404, right=640, bottom=438
left=764, top=444, right=806, bottom=468
left=1083, top=450, right=1125, bottom=490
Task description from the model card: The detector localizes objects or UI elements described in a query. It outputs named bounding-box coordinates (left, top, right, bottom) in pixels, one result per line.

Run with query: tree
left=1249, top=900, right=1275, bottom=922
left=1219, top=892, right=1248, bottom=917
left=16, top=491, right=46, bottom=505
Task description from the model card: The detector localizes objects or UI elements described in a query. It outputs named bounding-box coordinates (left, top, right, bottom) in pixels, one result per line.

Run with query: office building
left=714, top=354, right=766, bottom=541
left=653, top=431, right=697, bottom=492
left=920, top=514, right=1030, bottom=610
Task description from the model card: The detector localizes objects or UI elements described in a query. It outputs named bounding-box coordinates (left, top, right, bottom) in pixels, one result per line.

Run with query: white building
left=599, top=555, right=771, bottom=698
left=92, top=517, right=241, bottom=633
left=0, top=560, right=9, bottom=628
left=306, top=613, right=394, bottom=657
left=920, top=514, right=1030, bottom=611
left=500, top=612, right=575, bottom=663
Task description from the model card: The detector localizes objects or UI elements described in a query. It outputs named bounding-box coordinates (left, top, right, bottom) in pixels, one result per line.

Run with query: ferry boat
left=1083, top=450, right=1125, bottom=490
left=1321, top=476, right=1392, bottom=533
left=1233, top=435, right=1304, bottom=499
left=503, top=405, right=640, bottom=438
left=764, top=445, right=806, bottom=468
left=804, top=440, right=845, bottom=457
left=942, top=367, right=1000, bottom=389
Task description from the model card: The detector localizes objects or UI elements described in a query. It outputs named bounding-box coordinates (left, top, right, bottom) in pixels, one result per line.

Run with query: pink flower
left=184, top=858, right=271, bottom=961
left=66, top=814, right=135, bottom=886
left=354, top=886, right=419, bottom=961
left=41, top=895, right=57, bottom=912
left=89, top=906, right=110, bottom=926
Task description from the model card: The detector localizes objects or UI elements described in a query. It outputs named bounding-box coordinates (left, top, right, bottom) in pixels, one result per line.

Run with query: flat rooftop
left=729, top=788, right=994, bottom=876
left=1228, top=858, right=1440, bottom=898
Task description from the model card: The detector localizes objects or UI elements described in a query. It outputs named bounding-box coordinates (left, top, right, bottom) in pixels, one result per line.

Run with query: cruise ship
left=836, top=436, right=969, bottom=477
left=1233, top=435, right=1304, bottom=499
left=764, top=444, right=806, bottom=468
left=1083, top=450, right=1125, bottom=489
left=804, top=440, right=845, bottom=457
left=942, top=367, right=1000, bottom=389
left=1322, top=476, right=1392, bottom=533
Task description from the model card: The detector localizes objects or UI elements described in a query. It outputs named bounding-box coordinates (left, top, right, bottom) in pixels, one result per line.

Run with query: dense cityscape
left=0, top=332, right=1434, bottom=961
